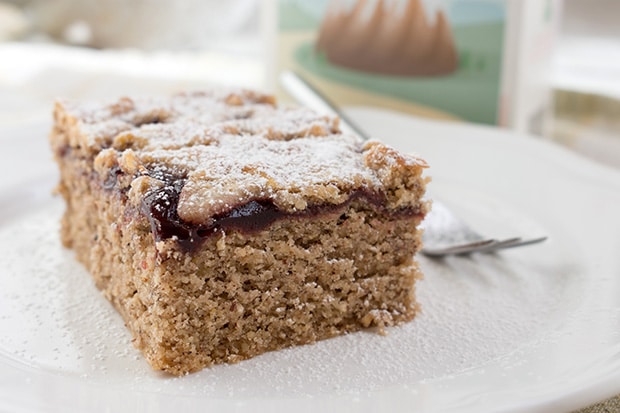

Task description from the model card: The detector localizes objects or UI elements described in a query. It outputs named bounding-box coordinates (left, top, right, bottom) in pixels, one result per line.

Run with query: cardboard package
left=266, top=0, right=561, bottom=135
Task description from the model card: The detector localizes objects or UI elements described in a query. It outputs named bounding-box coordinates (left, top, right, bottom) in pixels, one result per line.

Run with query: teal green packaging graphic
left=272, top=0, right=559, bottom=134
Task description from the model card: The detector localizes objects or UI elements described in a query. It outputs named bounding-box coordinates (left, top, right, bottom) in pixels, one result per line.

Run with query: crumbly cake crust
left=50, top=89, right=429, bottom=375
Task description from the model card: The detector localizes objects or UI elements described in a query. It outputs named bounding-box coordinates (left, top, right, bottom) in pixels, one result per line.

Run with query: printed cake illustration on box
left=275, top=0, right=558, bottom=131
left=315, top=0, right=459, bottom=77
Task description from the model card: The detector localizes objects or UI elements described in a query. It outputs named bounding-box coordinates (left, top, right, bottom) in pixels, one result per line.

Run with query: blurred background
left=0, top=0, right=618, bottom=168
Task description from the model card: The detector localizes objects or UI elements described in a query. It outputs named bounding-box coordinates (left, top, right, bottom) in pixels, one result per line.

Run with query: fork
left=420, top=200, right=547, bottom=256
left=280, top=71, right=548, bottom=256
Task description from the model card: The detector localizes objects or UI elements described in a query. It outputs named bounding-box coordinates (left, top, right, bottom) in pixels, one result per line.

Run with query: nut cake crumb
left=49, top=88, right=429, bottom=375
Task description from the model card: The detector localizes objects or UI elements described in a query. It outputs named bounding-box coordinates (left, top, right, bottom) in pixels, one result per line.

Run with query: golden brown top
left=53, top=89, right=428, bottom=224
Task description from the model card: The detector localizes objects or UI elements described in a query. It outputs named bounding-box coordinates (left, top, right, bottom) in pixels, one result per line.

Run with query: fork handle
left=280, top=71, right=371, bottom=140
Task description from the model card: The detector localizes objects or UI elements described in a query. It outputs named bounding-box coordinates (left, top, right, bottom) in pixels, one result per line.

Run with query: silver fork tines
left=421, top=201, right=547, bottom=257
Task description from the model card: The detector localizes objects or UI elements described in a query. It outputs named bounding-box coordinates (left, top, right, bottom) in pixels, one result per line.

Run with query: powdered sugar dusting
left=57, top=90, right=427, bottom=223
left=168, top=133, right=378, bottom=222
left=57, top=89, right=277, bottom=151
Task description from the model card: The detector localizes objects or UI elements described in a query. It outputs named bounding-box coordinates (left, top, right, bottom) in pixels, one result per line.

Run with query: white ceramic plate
left=1, top=108, right=619, bottom=413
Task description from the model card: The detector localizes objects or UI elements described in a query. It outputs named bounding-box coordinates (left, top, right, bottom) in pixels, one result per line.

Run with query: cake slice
left=49, top=90, right=429, bottom=375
